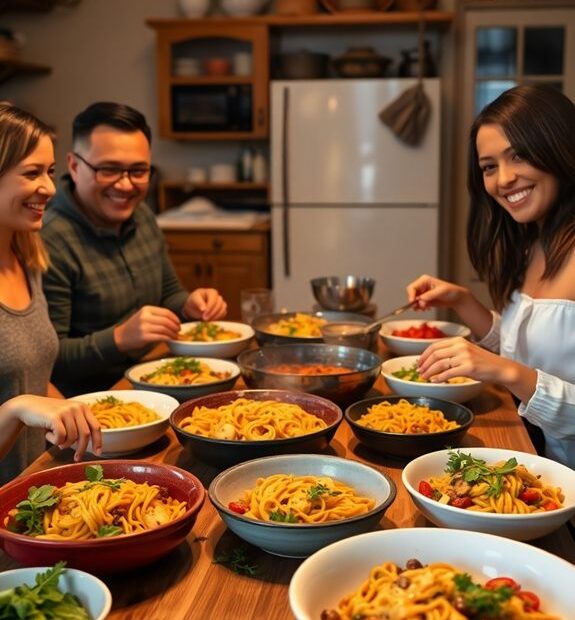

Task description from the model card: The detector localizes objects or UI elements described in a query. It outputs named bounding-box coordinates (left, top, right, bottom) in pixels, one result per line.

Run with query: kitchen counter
left=1, top=371, right=573, bottom=619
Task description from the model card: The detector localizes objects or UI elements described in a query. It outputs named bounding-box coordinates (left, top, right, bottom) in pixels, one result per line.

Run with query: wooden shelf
left=162, top=180, right=269, bottom=191
left=148, top=12, right=453, bottom=28
left=171, top=74, right=253, bottom=85
left=0, top=58, right=51, bottom=83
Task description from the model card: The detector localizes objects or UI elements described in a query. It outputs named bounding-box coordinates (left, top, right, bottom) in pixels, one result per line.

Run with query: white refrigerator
left=271, top=78, right=441, bottom=314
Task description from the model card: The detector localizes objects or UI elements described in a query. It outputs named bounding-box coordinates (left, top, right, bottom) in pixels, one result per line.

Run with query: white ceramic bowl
left=72, top=390, right=178, bottom=456
left=125, top=357, right=240, bottom=402
left=167, top=321, right=254, bottom=358
left=0, top=566, right=112, bottom=620
left=380, top=319, right=471, bottom=355
left=289, top=528, right=575, bottom=620
left=381, top=354, right=483, bottom=403
left=208, top=454, right=396, bottom=558
left=402, top=447, right=575, bottom=541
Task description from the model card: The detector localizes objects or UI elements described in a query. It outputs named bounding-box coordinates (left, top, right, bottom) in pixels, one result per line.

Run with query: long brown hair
left=466, top=85, right=575, bottom=310
left=0, top=103, right=54, bottom=270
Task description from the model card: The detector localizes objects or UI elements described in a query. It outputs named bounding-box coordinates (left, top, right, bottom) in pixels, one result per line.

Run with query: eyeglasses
left=73, top=152, right=152, bottom=185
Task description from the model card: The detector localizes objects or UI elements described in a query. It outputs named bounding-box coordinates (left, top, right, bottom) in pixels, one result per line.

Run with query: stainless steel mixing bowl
left=311, top=276, right=375, bottom=311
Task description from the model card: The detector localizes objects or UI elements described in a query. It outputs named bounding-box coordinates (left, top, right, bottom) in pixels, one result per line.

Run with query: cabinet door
left=170, top=252, right=208, bottom=292
left=151, top=22, right=269, bottom=140
left=209, top=254, right=268, bottom=320
left=452, top=6, right=575, bottom=304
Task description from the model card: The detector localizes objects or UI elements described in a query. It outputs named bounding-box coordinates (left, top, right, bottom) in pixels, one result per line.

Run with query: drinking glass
left=241, top=288, right=274, bottom=325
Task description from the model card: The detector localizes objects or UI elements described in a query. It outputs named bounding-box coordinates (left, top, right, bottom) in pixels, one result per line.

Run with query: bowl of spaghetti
left=345, top=395, right=474, bottom=459
left=167, top=320, right=254, bottom=358
left=289, top=528, right=575, bottom=619
left=252, top=311, right=371, bottom=345
left=170, top=389, right=343, bottom=467
left=402, top=447, right=575, bottom=541
left=381, top=354, right=484, bottom=403
left=237, top=344, right=382, bottom=406
left=125, top=356, right=240, bottom=402
left=208, top=454, right=395, bottom=557
left=380, top=319, right=471, bottom=355
left=72, top=390, right=179, bottom=456
left=0, top=461, right=205, bottom=573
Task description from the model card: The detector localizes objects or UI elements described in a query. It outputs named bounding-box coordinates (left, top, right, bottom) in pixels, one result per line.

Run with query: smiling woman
left=0, top=103, right=101, bottom=485
left=405, top=84, right=575, bottom=471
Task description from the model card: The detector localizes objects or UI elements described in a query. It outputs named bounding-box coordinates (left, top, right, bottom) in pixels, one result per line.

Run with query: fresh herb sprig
left=96, top=395, right=121, bottom=406
left=307, top=484, right=342, bottom=501
left=269, top=509, right=299, bottom=523
left=453, top=573, right=514, bottom=618
left=82, top=464, right=124, bottom=492
left=13, top=484, right=59, bottom=536
left=0, top=561, right=90, bottom=619
left=445, top=450, right=518, bottom=497
left=97, top=524, right=123, bottom=537
left=214, top=545, right=259, bottom=576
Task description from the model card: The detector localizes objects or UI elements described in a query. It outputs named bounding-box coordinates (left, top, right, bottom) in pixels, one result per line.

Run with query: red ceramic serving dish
left=0, top=461, right=204, bottom=574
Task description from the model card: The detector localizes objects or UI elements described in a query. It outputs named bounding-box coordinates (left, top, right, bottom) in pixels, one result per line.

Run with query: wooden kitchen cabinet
left=147, top=20, right=269, bottom=140
left=163, top=226, right=270, bottom=319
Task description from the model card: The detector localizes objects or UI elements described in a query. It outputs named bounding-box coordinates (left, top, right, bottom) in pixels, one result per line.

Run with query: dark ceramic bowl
left=237, top=344, right=381, bottom=406
left=0, top=461, right=204, bottom=574
left=252, top=311, right=371, bottom=345
left=345, top=395, right=474, bottom=459
left=170, top=389, right=343, bottom=467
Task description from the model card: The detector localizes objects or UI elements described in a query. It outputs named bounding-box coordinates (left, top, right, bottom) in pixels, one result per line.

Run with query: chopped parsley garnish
left=97, top=524, right=123, bottom=537
left=269, top=509, right=299, bottom=523
left=453, top=573, right=514, bottom=618
left=445, top=450, right=518, bottom=498
left=95, top=395, right=121, bottom=406
left=213, top=545, right=259, bottom=576
left=307, top=484, right=342, bottom=501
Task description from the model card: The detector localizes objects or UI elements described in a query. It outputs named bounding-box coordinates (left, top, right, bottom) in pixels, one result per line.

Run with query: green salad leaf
left=0, top=562, right=90, bottom=619
left=13, top=484, right=59, bottom=536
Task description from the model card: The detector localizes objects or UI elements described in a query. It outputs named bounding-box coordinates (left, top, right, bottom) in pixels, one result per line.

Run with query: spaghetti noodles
left=141, top=357, right=230, bottom=386
left=178, top=397, right=327, bottom=440
left=179, top=322, right=241, bottom=342
left=3, top=465, right=186, bottom=541
left=89, top=396, right=160, bottom=429
left=421, top=451, right=564, bottom=513
left=323, top=560, right=559, bottom=619
left=356, top=399, right=459, bottom=434
left=231, top=474, right=374, bottom=523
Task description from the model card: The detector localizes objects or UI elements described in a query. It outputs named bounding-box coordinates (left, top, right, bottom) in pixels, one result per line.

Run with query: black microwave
left=171, top=84, right=252, bottom=133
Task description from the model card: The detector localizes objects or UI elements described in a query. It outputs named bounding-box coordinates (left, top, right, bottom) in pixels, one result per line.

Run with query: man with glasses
left=41, top=102, right=227, bottom=396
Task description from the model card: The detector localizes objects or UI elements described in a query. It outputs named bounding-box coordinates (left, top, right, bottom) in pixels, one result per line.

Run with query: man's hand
left=183, top=288, right=227, bottom=321
left=114, top=305, right=181, bottom=352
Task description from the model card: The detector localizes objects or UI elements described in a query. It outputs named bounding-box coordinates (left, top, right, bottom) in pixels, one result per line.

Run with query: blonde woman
left=0, top=103, right=101, bottom=484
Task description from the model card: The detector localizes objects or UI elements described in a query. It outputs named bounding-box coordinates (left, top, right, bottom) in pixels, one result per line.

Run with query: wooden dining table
left=1, top=357, right=574, bottom=620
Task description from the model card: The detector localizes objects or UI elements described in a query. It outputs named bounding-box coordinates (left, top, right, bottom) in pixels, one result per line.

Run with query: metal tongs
left=361, top=300, right=416, bottom=335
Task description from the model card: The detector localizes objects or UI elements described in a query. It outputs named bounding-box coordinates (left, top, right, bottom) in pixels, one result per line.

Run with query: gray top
left=41, top=175, right=189, bottom=396
left=0, top=268, right=58, bottom=485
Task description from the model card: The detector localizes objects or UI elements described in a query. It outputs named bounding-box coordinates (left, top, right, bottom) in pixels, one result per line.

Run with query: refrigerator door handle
left=281, top=85, right=290, bottom=277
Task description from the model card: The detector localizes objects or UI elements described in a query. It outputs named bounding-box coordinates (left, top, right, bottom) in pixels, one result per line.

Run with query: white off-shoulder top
left=480, top=291, right=575, bottom=468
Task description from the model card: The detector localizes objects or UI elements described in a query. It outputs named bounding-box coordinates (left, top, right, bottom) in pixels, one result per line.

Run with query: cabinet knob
left=212, top=238, right=223, bottom=250
left=257, top=107, right=265, bottom=128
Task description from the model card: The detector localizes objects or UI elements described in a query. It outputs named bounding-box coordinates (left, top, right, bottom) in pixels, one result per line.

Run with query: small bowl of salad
left=125, top=356, right=240, bottom=402
left=380, top=319, right=470, bottom=355
left=168, top=321, right=254, bottom=359
left=381, top=355, right=483, bottom=403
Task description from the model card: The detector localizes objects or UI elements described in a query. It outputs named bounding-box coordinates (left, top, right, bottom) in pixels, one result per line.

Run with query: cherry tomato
left=392, top=323, right=447, bottom=339
left=518, top=591, right=540, bottom=611
left=418, top=481, right=434, bottom=498
left=541, top=500, right=560, bottom=511
left=518, top=488, right=541, bottom=504
left=228, top=501, right=247, bottom=515
left=450, top=497, right=473, bottom=509
left=484, top=577, right=520, bottom=591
